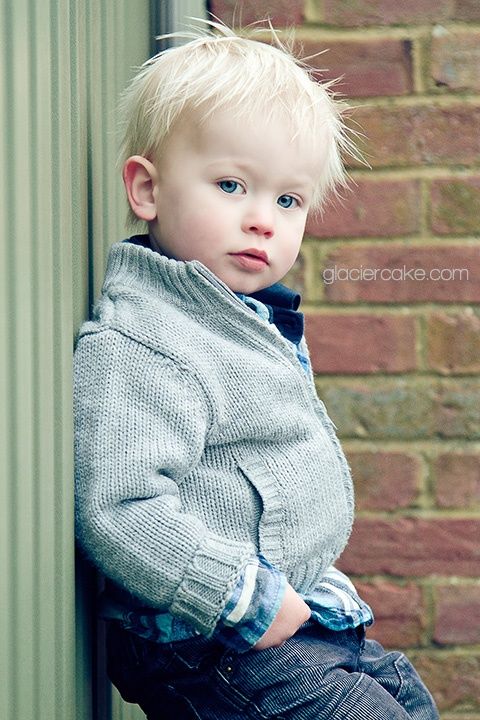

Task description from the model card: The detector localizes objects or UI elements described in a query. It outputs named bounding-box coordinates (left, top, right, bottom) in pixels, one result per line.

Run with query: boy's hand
left=253, top=583, right=311, bottom=650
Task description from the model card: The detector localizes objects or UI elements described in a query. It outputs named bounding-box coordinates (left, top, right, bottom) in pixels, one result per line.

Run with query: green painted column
left=0, top=0, right=149, bottom=718
left=0, top=0, right=78, bottom=717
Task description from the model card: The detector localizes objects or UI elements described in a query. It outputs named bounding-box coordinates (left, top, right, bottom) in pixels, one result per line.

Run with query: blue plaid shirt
left=100, top=277, right=373, bottom=650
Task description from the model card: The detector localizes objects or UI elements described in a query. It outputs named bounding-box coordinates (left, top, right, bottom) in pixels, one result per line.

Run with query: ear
left=123, top=155, right=158, bottom=222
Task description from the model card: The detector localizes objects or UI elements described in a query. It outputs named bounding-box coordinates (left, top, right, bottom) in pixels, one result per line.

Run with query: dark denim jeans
left=107, top=620, right=439, bottom=719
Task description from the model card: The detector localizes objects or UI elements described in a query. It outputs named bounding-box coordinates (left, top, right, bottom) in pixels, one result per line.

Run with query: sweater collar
left=123, top=233, right=302, bottom=314
left=107, top=238, right=250, bottom=315
left=120, top=234, right=304, bottom=345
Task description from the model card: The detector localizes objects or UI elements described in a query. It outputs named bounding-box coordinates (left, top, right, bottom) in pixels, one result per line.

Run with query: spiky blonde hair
left=118, top=20, right=357, bottom=227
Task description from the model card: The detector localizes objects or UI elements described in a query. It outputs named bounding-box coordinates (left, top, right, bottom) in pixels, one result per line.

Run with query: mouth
left=229, top=249, right=270, bottom=273
left=230, top=248, right=269, bottom=264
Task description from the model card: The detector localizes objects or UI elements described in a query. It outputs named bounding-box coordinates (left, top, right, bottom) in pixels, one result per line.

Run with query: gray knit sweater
left=74, top=241, right=354, bottom=636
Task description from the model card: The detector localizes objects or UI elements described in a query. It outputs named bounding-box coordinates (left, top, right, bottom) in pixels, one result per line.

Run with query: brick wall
left=210, top=1, right=480, bottom=716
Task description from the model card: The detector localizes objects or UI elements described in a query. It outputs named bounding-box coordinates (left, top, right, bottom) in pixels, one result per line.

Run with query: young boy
left=74, top=23, right=439, bottom=719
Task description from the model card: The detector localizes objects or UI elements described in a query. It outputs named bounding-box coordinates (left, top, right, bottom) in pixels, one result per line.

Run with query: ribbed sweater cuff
left=169, top=534, right=255, bottom=636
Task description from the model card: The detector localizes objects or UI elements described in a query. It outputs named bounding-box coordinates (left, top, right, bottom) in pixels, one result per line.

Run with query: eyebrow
left=205, top=158, right=251, bottom=173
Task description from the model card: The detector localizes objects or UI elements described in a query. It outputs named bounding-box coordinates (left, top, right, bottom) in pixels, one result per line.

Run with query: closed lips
left=232, top=249, right=269, bottom=263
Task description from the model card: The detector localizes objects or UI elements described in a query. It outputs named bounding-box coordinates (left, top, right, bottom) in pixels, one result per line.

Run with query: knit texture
left=74, top=241, right=354, bottom=636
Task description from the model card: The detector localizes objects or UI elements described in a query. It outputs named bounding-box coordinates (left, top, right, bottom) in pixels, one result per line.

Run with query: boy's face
left=148, top=109, right=320, bottom=294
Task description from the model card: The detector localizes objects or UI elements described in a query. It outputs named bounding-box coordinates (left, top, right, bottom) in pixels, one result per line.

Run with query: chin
left=232, top=282, right=267, bottom=295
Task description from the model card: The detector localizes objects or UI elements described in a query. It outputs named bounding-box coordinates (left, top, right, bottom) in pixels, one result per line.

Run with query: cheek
left=203, top=203, right=233, bottom=229
left=181, top=206, right=217, bottom=241
left=286, top=244, right=302, bottom=269
left=284, top=224, right=304, bottom=253
left=279, top=226, right=304, bottom=269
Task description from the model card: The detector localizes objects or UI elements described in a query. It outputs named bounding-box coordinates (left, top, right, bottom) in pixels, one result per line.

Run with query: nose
left=242, top=202, right=275, bottom=239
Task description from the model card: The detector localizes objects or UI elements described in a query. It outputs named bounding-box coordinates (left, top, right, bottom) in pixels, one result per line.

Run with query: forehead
left=162, top=106, right=326, bottom=181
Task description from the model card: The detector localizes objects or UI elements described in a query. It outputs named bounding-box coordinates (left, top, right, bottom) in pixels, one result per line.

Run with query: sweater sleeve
left=74, top=328, right=255, bottom=636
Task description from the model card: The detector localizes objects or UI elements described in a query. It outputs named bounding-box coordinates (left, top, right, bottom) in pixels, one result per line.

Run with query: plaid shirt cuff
left=212, top=554, right=287, bottom=652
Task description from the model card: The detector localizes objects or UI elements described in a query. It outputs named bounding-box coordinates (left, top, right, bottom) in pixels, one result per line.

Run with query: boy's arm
left=74, top=329, right=254, bottom=637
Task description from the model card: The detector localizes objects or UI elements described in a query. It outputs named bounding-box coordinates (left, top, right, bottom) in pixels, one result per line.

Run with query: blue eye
left=277, top=194, right=298, bottom=209
left=218, top=180, right=243, bottom=194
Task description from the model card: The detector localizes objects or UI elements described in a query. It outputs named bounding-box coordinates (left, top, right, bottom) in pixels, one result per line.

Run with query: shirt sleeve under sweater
left=74, top=328, right=255, bottom=637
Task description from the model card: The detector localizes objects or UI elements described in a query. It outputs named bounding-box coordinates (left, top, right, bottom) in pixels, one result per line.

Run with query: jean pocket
left=171, top=635, right=225, bottom=673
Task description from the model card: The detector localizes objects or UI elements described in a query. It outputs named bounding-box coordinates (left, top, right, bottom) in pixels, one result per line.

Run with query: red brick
left=338, top=518, right=480, bottom=576
left=347, top=451, right=421, bottom=511
left=300, top=37, right=413, bottom=98
left=453, top=0, right=480, bottom=21
left=321, top=245, right=480, bottom=303
left=208, top=0, right=304, bottom=26
left=434, top=585, right=480, bottom=645
left=430, top=177, right=480, bottom=235
left=427, top=312, right=480, bottom=374
left=355, top=580, right=425, bottom=647
left=323, top=0, right=452, bottom=26
left=433, top=453, right=480, bottom=509
left=349, top=104, right=480, bottom=168
left=305, top=314, right=416, bottom=374
left=307, top=179, right=421, bottom=238
left=410, top=652, right=480, bottom=711
left=431, top=29, right=480, bottom=92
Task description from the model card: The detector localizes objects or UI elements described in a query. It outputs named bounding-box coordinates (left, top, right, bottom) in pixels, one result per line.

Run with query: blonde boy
left=74, top=23, right=438, bottom=719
